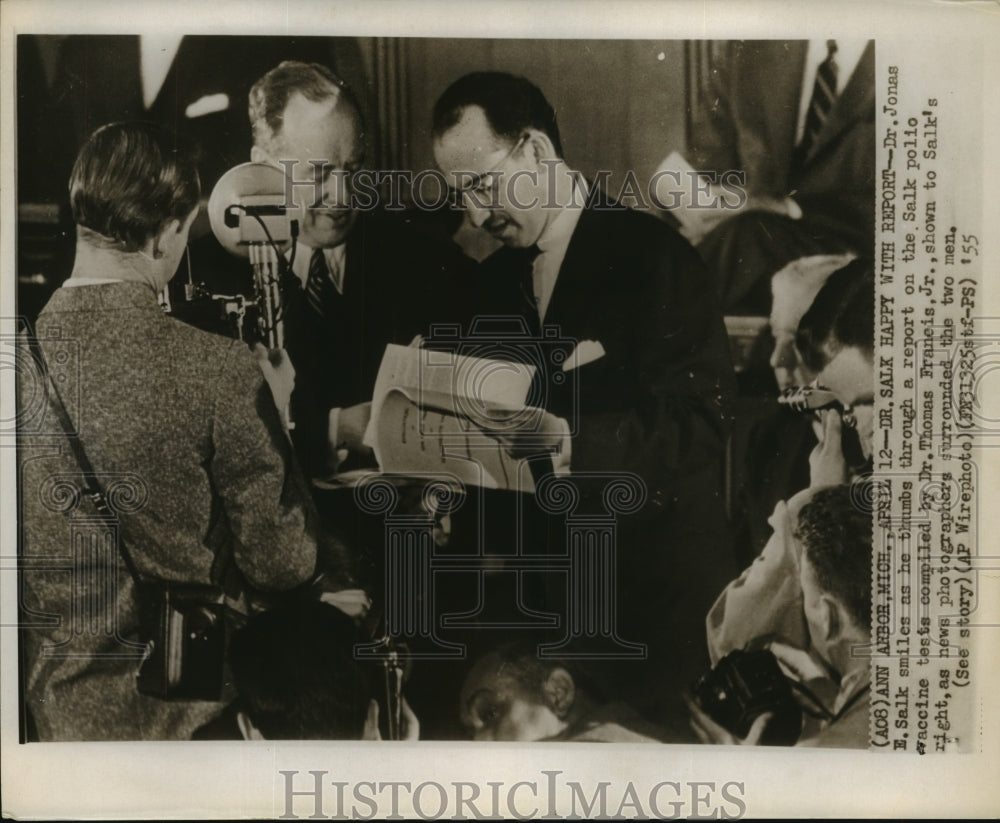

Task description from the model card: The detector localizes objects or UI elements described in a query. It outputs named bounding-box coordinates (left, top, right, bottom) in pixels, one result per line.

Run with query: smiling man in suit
left=245, top=61, right=473, bottom=479
left=432, top=72, right=738, bottom=728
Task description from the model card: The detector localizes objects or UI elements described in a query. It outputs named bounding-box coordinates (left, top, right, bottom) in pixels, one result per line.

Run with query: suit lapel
left=756, top=41, right=808, bottom=172
left=803, top=40, right=875, bottom=166
left=543, top=198, right=609, bottom=332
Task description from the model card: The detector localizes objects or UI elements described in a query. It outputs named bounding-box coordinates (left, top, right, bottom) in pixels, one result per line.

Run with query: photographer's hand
left=253, top=343, right=295, bottom=429
left=809, top=408, right=849, bottom=488
left=362, top=698, right=421, bottom=741
left=685, top=695, right=773, bottom=746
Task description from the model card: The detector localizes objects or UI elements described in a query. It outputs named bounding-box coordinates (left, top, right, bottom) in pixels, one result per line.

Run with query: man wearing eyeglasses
left=432, top=72, right=739, bottom=728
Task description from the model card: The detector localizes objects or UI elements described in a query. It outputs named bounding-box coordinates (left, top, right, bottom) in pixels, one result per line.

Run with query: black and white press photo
left=1, top=1, right=996, bottom=819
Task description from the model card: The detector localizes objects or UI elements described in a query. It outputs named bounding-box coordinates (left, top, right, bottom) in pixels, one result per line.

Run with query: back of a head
left=432, top=71, right=564, bottom=157
left=248, top=60, right=360, bottom=153
left=69, top=121, right=200, bottom=253
left=795, top=258, right=875, bottom=375
left=794, top=483, right=873, bottom=630
left=229, top=599, right=373, bottom=739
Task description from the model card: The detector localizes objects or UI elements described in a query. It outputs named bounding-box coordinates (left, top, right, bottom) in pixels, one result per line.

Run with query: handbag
left=28, top=330, right=230, bottom=702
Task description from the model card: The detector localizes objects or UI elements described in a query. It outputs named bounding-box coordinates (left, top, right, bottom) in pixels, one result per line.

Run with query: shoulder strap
left=25, top=330, right=146, bottom=587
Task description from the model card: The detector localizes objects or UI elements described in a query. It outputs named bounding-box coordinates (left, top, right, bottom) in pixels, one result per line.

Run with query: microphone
left=208, top=162, right=296, bottom=258
left=208, top=162, right=299, bottom=430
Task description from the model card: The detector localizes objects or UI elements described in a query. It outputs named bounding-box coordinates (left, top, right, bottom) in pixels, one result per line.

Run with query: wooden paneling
left=398, top=38, right=690, bottom=199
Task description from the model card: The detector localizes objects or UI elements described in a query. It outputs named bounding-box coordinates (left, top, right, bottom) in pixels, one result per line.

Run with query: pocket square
left=563, top=340, right=606, bottom=371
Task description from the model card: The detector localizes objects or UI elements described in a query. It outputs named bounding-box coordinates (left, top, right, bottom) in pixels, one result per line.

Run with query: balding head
left=249, top=61, right=361, bottom=155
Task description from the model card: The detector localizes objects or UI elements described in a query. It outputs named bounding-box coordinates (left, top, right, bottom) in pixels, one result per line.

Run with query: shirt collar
left=290, top=242, right=347, bottom=292
left=62, top=277, right=124, bottom=287
left=831, top=664, right=871, bottom=718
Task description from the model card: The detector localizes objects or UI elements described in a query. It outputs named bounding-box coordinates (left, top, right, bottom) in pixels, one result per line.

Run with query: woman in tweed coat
left=18, top=122, right=326, bottom=740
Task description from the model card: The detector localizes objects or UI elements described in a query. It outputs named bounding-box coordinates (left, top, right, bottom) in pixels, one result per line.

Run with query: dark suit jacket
left=475, top=198, right=736, bottom=525
left=690, top=40, right=876, bottom=312
left=471, top=198, right=739, bottom=719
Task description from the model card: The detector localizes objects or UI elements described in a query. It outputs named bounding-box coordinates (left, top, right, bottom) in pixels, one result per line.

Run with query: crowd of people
left=18, top=51, right=876, bottom=747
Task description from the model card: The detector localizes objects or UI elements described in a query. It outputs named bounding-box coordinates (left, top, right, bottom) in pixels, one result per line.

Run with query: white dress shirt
left=62, top=277, right=123, bottom=287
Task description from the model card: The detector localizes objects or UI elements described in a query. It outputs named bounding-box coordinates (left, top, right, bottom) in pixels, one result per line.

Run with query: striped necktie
left=798, top=40, right=839, bottom=162
left=305, top=248, right=335, bottom=320
left=516, top=244, right=542, bottom=335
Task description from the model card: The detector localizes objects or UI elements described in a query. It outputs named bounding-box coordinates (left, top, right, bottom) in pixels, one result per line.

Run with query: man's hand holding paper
left=493, top=408, right=572, bottom=469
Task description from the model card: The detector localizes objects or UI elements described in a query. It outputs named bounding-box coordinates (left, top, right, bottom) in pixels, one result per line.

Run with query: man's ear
left=525, top=128, right=558, bottom=164
left=150, top=217, right=182, bottom=260
left=236, top=710, right=265, bottom=740
left=819, top=593, right=842, bottom=644
left=542, top=667, right=576, bottom=718
left=179, top=205, right=198, bottom=235
left=152, top=206, right=198, bottom=258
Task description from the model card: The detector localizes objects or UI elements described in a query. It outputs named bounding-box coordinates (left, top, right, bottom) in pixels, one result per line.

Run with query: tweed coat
left=18, top=278, right=320, bottom=740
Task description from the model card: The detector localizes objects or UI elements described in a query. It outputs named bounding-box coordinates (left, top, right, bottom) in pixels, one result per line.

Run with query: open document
left=361, top=344, right=569, bottom=492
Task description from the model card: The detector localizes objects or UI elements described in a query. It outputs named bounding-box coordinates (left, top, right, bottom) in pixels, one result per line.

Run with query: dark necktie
left=798, top=40, right=839, bottom=162
left=305, top=248, right=335, bottom=320
left=516, top=244, right=542, bottom=336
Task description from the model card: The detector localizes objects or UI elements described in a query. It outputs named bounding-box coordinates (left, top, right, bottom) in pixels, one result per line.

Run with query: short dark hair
left=432, top=72, right=564, bottom=157
left=477, top=640, right=605, bottom=702
left=249, top=60, right=360, bottom=152
left=796, top=258, right=875, bottom=374
left=794, top=483, right=873, bottom=629
left=68, top=121, right=200, bottom=252
left=229, top=599, right=373, bottom=739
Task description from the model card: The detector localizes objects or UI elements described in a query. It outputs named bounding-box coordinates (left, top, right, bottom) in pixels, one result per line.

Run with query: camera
left=136, top=583, right=227, bottom=702
left=777, top=380, right=840, bottom=413
left=693, top=649, right=803, bottom=745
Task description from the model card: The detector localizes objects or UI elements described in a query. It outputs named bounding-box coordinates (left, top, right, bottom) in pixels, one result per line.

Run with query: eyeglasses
left=452, top=133, right=529, bottom=208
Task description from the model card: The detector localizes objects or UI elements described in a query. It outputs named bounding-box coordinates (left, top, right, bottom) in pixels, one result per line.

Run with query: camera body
left=694, top=649, right=803, bottom=745
left=777, top=381, right=840, bottom=413
left=136, top=583, right=227, bottom=702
